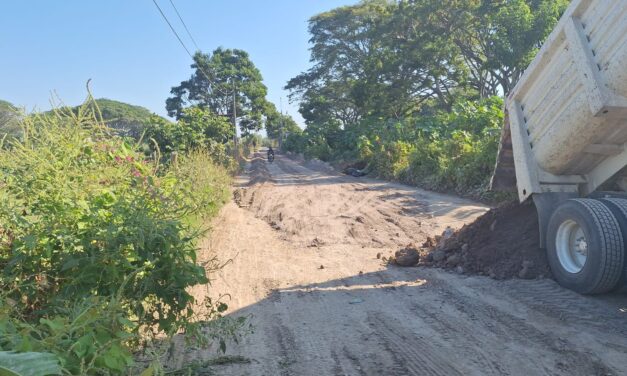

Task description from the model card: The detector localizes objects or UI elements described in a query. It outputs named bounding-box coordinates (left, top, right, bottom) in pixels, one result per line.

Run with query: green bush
left=0, top=103, right=234, bottom=374
left=286, top=97, right=504, bottom=198
left=403, top=98, right=503, bottom=196
left=144, top=107, right=236, bottom=169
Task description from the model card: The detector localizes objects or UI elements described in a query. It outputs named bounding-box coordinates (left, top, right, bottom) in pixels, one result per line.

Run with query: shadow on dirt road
left=187, top=151, right=627, bottom=376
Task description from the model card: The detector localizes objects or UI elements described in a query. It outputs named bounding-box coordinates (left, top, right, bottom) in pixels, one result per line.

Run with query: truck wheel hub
left=556, top=220, right=587, bottom=273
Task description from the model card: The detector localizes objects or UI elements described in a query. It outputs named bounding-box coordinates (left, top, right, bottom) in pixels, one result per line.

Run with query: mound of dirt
left=425, top=200, right=551, bottom=280
left=247, top=157, right=273, bottom=186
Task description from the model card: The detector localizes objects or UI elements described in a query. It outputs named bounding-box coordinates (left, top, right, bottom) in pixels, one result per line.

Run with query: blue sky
left=0, top=0, right=355, bottom=126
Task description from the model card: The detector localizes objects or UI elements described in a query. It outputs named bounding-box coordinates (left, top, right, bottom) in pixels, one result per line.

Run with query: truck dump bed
left=493, top=0, right=627, bottom=202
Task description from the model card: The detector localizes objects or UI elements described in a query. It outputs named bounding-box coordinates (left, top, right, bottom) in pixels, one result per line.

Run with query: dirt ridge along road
left=189, top=151, right=627, bottom=376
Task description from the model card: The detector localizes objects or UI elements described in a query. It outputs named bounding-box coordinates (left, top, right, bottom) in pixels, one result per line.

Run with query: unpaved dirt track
left=191, top=152, right=627, bottom=376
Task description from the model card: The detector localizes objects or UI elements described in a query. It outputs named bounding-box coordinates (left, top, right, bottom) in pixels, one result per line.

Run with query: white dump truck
left=491, top=0, right=627, bottom=294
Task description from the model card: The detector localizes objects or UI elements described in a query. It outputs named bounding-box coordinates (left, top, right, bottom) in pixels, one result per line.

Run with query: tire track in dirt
left=267, top=315, right=298, bottom=376
left=408, top=303, right=509, bottom=375
left=499, top=279, right=627, bottom=335
left=367, top=312, right=465, bottom=376
left=424, top=276, right=619, bottom=376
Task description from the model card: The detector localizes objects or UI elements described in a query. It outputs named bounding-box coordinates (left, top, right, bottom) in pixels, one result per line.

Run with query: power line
left=168, top=0, right=200, bottom=51
left=151, top=0, right=193, bottom=59
left=150, top=0, right=229, bottom=95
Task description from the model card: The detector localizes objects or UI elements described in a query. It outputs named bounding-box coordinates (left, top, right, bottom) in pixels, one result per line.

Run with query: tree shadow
left=176, top=266, right=627, bottom=376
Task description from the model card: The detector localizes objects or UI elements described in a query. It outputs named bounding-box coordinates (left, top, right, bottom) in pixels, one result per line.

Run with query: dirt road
left=191, top=152, right=627, bottom=376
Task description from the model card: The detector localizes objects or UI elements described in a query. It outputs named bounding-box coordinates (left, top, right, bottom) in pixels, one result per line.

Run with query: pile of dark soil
left=424, top=200, right=551, bottom=280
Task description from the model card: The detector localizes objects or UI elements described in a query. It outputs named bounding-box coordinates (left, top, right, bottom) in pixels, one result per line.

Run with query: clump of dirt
left=392, top=244, right=421, bottom=267
left=424, top=200, right=551, bottom=280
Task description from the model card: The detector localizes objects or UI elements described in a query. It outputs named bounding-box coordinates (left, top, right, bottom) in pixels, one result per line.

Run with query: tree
left=449, top=0, right=570, bottom=96
left=145, top=107, right=233, bottom=154
left=287, top=0, right=569, bottom=125
left=0, top=100, right=21, bottom=140
left=264, top=104, right=302, bottom=140
left=166, top=48, right=271, bottom=135
left=285, top=0, right=395, bottom=127
left=374, top=0, right=471, bottom=112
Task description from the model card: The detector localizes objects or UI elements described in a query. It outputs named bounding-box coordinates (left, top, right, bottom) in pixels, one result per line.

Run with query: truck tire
left=546, top=199, right=624, bottom=294
left=598, top=198, right=627, bottom=289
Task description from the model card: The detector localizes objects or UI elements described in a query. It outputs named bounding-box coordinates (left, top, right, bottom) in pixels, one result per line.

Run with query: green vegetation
left=144, top=107, right=237, bottom=170
left=84, top=98, right=160, bottom=139
left=1, top=98, right=169, bottom=142
left=284, top=0, right=568, bottom=199
left=0, top=99, right=241, bottom=374
left=0, top=48, right=274, bottom=373
left=0, top=100, right=21, bottom=140
left=166, top=48, right=273, bottom=135
left=46, top=98, right=167, bottom=139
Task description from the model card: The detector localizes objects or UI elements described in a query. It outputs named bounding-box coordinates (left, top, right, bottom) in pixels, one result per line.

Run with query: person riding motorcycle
left=267, top=146, right=275, bottom=162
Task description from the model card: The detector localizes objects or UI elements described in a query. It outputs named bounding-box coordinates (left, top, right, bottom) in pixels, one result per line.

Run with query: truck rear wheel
left=598, top=198, right=627, bottom=289
left=547, top=199, right=624, bottom=294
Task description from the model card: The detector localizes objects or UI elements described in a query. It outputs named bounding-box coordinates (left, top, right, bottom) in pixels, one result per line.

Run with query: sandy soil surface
left=189, top=152, right=627, bottom=376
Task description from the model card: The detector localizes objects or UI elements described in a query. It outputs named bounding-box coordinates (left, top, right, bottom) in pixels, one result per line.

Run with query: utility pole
left=279, top=97, right=284, bottom=150
left=232, top=79, right=238, bottom=159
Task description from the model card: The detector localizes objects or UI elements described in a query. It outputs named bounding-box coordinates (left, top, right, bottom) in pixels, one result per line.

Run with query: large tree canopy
left=285, top=0, right=394, bottom=127
left=166, top=48, right=271, bottom=135
left=286, top=0, right=569, bottom=128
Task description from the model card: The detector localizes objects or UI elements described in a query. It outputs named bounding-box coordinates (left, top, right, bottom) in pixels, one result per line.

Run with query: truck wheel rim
left=555, top=219, right=588, bottom=273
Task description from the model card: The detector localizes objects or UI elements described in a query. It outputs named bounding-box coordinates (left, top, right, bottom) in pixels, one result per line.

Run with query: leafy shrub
left=367, top=140, right=413, bottom=180
left=144, top=107, right=235, bottom=169
left=285, top=97, right=504, bottom=199
left=404, top=98, right=503, bottom=195
left=0, top=102, right=235, bottom=374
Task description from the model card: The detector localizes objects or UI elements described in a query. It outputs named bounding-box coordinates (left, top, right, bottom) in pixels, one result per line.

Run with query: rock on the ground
left=309, top=237, right=325, bottom=248
left=431, top=250, right=447, bottom=262
left=442, top=226, right=454, bottom=240
left=518, top=260, right=534, bottom=279
left=436, top=227, right=460, bottom=252
left=446, top=253, right=461, bottom=267
left=394, top=245, right=420, bottom=267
